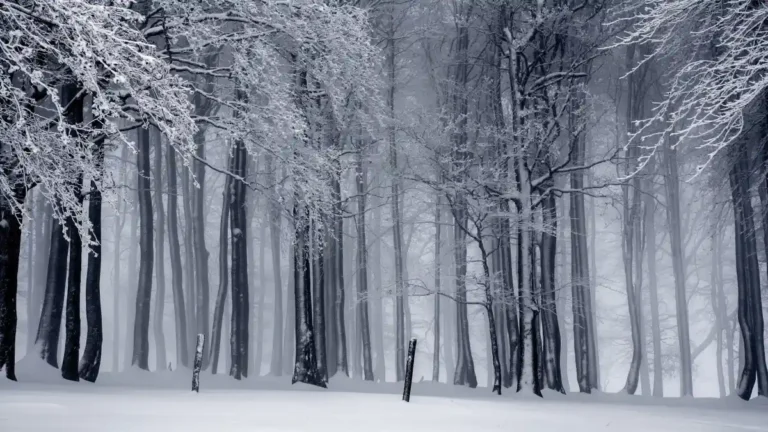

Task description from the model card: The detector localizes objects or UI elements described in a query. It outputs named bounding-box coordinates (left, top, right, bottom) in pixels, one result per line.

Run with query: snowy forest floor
left=2, top=361, right=768, bottom=431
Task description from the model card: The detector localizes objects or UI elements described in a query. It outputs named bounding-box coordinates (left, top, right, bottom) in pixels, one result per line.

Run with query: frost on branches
left=612, top=0, right=768, bottom=174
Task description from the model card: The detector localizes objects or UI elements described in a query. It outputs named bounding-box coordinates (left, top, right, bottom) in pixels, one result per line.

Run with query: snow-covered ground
left=2, top=362, right=767, bottom=431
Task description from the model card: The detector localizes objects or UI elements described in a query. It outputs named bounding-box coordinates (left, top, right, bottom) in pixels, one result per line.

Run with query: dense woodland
left=2, top=0, right=768, bottom=400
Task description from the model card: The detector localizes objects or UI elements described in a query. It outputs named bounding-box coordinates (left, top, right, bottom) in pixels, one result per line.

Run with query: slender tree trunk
left=313, top=224, right=328, bottom=382
left=385, top=5, right=407, bottom=382
left=266, top=155, right=283, bottom=376
left=29, top=193, right=50, bottom=357
left=662, top=139, right=693, bottom=396
left=332, top=169, right=348, bottom=376
left=255, top=218, right=266, bottom=377
left=284, top=240, right=296, bottom=375
left=112, top=146, right=128, bottom=372
left=193, top=139, right=211, bottom=369
left=432, top=195, right=442, bottom=382
left=133, top=126, right=154, bottom=370
left=152, top=128, right=167, bottom=371
left=644, top=175, right=663, bottom=397
left=79, top=131, right=105, bottom=382
left=210, top=153, right=232, bottom=375
left=711, top=233, right=726, bottom=398
left=25, top=193, right=35, bottom=355
left=36, top=207, right=68, bottom=367
left=124, top=176, right=138, bottom=369
left=181, top=165, right=197, bottom=363
left=166, top=137, right=188, bottom=368
left=541, top=194, right=564, bottom=393
left=0, top=188, right=25, bottom=380
left=370, top=191, right=385, bottom=381
left=355, top=149, right=374, bottom=381
left=229, top=137, right=249, bottom=379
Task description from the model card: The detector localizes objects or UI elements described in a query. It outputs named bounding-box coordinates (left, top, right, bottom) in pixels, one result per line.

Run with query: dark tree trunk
left=61, top=175, right=84, bottom=382
left=229, top=138, right=249, bottom=380
left=166, top=140, right=188, bottom=368
left=210, top=152, right=232, bottom=375
left=79, top=132, right=105, bottom=382
left=132, top=126, right=154, bottom=370
left=36, top=209, right=68, bottom=367
left=355, top=149, right=373, bottom=382
left=332, top=168, right=348, bottom=376
left=0, top=189, right=25, bottom=380
left=181, top=165, right=197, bottom=363
left=152, top=128, right=167, bottom=371
left=731, top=140, right=768, bottom=399
left=540, top=194, right=564, bottom=393
left=313, top=223, right=328, bottom=382
left=291, top=203, right=326, bottom=388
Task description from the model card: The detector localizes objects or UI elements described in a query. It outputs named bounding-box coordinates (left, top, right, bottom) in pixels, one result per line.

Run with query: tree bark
left=662, top=138, right=693, bottom=397
left=355, top=148, right=374, bottom=381
left=79, top=130, right=105, bottom=382
left=210, top=152, right=232, bottom=375
left=730, top=140, right=768, bottom=399
left=432, top=195, right=441, bottom=383
left=229, top=138, right=249, bottom=380
left=291, top=202, right=325, bottom=388
left=541, top=194, right=564, bottom=393
left=0, top=188, right=25, bottom=380
left=36, top=208, right=68, bottom=367
left=132, top=126, right=154, bottom=370
left=166, top=138, right=188, bottom=368
left=644, top=174, right=663, bottom=397
left=266, top=155, right=283, bottom=376
left=152, top=127, right=167, bottom=371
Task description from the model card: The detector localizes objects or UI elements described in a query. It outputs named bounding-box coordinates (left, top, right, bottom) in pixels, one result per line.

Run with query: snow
left=2, top=368, right=768, bottom=431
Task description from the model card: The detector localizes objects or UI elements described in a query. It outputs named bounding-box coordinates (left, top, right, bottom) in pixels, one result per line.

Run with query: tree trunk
left=662, top=139, right=693, bottom=397
left=255, top=217, right=266, bottom=377
left=28, top=193, right=50, bottom=356
left=24, top=192, right=35, bottom=355
left=266, top=155, right=283, bottom=376
left=386, top=6, right=407, bottom=382
left=229, top=138, right=249, bottom=380
left=711, top=233, right=726, bottom=398
left=0, top=188, right=25, bottom=380
left=36, top=208, right=68, bottom=367
left=181, top=164, right=197, bottom=363
left=283, top=240, right=296, bottom=375
left=193, top=140, right=211, bottom=370
left=166, top=137, right=188, bottom=368
left=152, top=128, right=167, bottom=371
left=332, top=169, right=348, bottom=376
left=432, top=195, right=442, bottom=382
left=370, top=191, right=385, bottom=381
left=541, top=194, right=564, bottom=393
left=124, top=175, right=139, bottom=369
left=730, top=140, right=768, bottom=399
left=313, top=223, right=328, bottom=382
left=133, top=126, right=154, bottom=370
left=112, top=146, right=128, bottom=372
left=210, top=153, right=232, bottom=375
left=79, top=131, right=105, bottom=382
left=291, top=202, right=325, bottom=388
left=355, top=150, right=374, bottom=381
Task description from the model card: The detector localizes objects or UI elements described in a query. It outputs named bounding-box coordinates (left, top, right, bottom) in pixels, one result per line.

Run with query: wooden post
left=192, top=334, right=205, bottom=393
left=402, top=338, right=417, bottom=402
